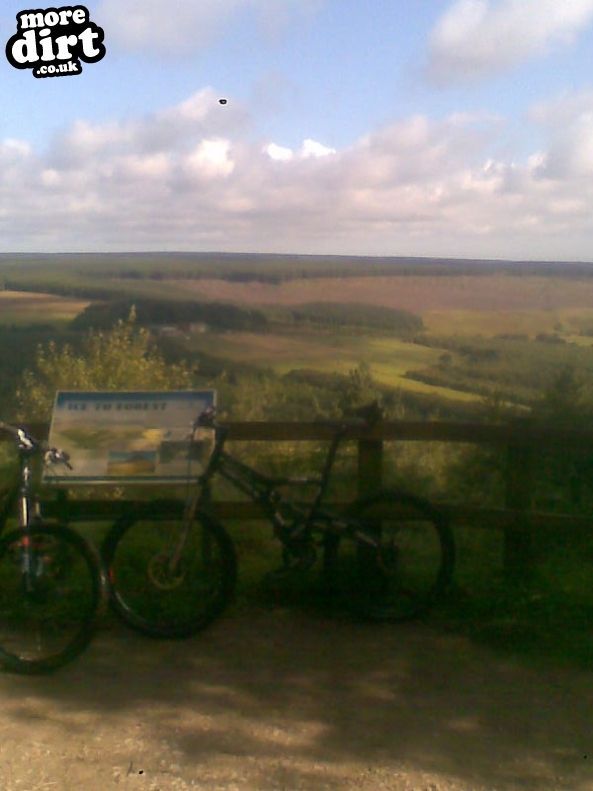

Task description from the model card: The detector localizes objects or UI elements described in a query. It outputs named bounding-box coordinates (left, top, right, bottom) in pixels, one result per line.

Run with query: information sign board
left=45, top=390, right=216, bottom=484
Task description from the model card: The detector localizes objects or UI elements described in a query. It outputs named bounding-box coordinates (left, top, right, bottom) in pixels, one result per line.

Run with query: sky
left=2, top=0, right=593, bottom=260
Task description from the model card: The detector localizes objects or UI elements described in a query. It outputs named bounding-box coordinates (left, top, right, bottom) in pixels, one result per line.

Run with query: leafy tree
left=16, top=309, right=195, bottom=421
left=528, top=366, right=593, bottom=512
left=337, top=362, right=403, bottom=419
left=532, top=366, right=593, bottom=427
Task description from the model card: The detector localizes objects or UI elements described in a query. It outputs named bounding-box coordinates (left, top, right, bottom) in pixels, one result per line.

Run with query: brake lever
left=44, top=447, right=73, bottom=470
left=191, top=406, right=218, bottom=434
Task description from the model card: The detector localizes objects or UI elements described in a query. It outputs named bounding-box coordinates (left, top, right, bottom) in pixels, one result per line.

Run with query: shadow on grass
left=442, top=524, right=593, bottom=671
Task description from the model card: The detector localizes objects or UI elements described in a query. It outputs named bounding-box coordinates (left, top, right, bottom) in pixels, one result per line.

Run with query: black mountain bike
left=0, top=423, right=103, bottom=673
left=103, top=407, right=455, bottom=638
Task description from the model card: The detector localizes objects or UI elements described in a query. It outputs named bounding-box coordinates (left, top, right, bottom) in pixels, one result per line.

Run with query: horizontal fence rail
left=6, top=418, right=593, bottom=578
left=16, top=418, right=593, bottom=447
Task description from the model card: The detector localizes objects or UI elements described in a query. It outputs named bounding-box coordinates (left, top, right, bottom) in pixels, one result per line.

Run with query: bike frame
left=179, top=419, right=369, bottom=555
left=0, top=434, right=41, bottom=528
left=0, top=426, right=66, bottom=586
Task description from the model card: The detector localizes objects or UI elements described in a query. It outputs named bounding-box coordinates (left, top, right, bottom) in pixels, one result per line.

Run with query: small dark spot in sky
left=219, top=98, right=227, bottom=105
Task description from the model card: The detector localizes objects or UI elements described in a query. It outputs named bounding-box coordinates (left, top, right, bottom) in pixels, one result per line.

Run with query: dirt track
left=0, top=607, right=592, bottom=790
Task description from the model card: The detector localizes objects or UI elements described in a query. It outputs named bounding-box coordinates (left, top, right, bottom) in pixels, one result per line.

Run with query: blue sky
left=2, top=0, right=593, bottom=259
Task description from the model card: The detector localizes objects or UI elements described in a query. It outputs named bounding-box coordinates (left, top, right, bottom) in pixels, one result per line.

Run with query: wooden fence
left=10, top=417, right=593, bottom=578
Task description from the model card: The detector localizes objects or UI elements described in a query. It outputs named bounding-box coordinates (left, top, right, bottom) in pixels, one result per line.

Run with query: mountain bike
left=0, top=423, right=103, bottom=673
left=102, top=407, right=455, bottom=637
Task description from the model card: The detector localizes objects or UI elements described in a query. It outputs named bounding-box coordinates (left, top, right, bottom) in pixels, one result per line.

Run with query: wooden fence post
left=354, top=425, right=385, bottom=587
left=504, top=430, right=534, bottom=581
left=357, top=433, right=384, bottom=499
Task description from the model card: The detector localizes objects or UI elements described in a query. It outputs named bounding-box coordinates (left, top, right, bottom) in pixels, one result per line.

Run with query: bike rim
left=0, top=529, right=98, bottom=670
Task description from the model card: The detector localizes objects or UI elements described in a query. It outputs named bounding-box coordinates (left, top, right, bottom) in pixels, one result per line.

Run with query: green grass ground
left=424, top=307, right=593, bottom=338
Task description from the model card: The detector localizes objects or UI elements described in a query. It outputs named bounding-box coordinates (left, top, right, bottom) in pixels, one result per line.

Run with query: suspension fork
left=165, top=422, right=228, bottom=572
left=17, top=455, right=38, bottom=588
left=166, top=478, right=212, bottom=572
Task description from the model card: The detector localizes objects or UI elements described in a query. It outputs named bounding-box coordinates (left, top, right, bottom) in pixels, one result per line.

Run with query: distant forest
left=72, top=298, right=424, bottom=337
left=1, top=251, right=593, bottom=295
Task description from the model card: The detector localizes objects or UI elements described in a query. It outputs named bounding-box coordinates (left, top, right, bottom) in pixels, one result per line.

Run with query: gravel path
left=0, top=607, right=591, bottom=790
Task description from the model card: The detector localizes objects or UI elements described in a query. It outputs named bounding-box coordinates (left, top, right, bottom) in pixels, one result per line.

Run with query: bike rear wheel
left=0, top=524, right=102, bottom=674
left=103, top=512, right=237, bottom=638
left=330, top=490, right=455, bottom=621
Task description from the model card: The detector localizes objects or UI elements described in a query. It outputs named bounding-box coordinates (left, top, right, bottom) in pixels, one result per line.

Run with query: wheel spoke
left=336, top=492, right=454, bottom=622
left=0, top=526, right=100, bottom=673
left=104, top=515, right=236, bottom=638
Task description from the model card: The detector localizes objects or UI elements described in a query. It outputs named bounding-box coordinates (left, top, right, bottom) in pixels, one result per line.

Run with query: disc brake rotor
left=147, top=553, right=187, bottom=590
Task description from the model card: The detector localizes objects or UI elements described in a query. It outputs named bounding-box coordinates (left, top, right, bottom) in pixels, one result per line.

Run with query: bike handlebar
left=0, top=422, right=73, bottom=469
left=193, top=406, right=217, bottom=430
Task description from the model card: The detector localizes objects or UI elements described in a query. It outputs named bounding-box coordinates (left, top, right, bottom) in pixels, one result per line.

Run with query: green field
left=181, top=327, right=484, bottom=404
left=423, top=308, right=593, bottom=338
left=0, top=291, right=88, bottom=326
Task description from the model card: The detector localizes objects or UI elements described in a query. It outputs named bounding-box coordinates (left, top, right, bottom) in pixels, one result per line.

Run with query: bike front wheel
left=332, top=491, right=455, bottom=622
left=0, top=524, right=102, bottom=674
left=103, top=512, right=237, bottom=638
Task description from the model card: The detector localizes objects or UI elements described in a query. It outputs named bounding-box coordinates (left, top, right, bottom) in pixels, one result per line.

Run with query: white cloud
left=1, top=139, right=31, bottom=158
left=40, top=169, right=62, bottom=188
left=530, top=89, right=593, bottom=124
left=528, top=91, right=593, bottom=179
left=97, top=0, right=244, bottom=54
left=97, top=0, right=323, bottom=55
left=301, top=139, right=336, bottom=158
left=264, top=139, right=336, bottom=161
left=428, top=0, right=593, bottom=83
left=4, top=90, right=593, bottom=258
left=119, top=153, right=172, bottom=180
left=187, top=139, right=235, bottom=178
left=47, top=87, right=247, bottom=170
left=265, top=143, right=294, bottom=161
